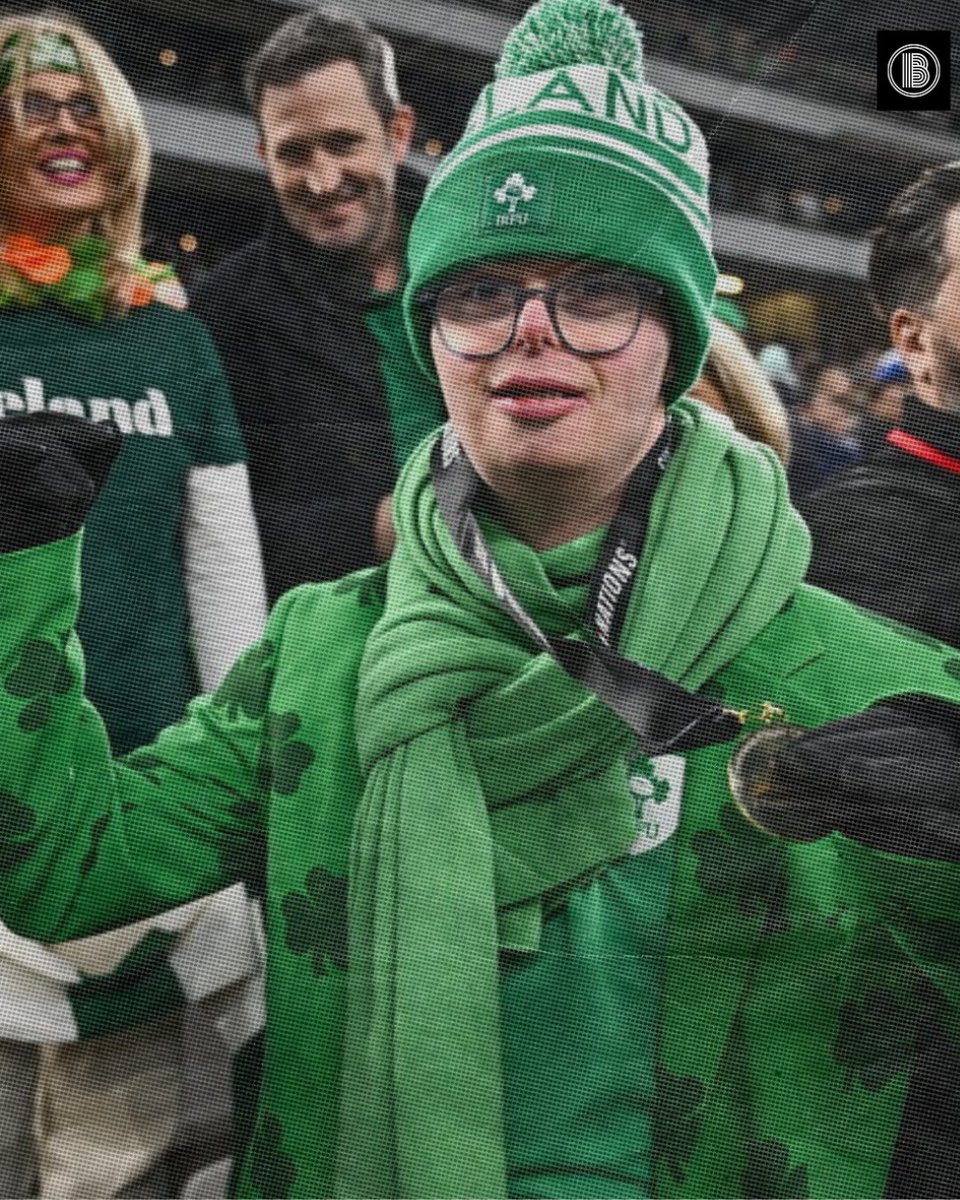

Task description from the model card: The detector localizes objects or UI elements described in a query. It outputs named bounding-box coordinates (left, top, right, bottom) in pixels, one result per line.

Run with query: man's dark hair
left=244, top=6, right=399, bottom=125
left=869, top=161, right=960, bottom=319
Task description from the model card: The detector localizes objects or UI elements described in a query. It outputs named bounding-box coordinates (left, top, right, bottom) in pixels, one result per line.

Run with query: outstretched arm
left=0, top=530, right=285, bottom=941
left=735, top=695, right=960, bottom=999
left=0, top=415, right=276, bottom=942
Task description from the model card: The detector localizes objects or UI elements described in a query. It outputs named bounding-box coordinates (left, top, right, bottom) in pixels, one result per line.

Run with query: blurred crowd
left=750, top=338, right=913, bottom=496
left=146, top=0, right=944, bottom=142
left=55, top=0, right=959, bottom=268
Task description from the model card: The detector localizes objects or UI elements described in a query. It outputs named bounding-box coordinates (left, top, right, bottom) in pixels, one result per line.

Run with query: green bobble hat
left=404, top=0, right=717, bottom=402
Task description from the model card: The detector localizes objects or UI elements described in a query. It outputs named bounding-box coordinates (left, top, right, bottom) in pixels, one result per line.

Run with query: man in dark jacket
left=800, top=159, right=960, bottom=1197
left=191, top=9, right=444, bottom=602
left=801, top=163, right=960, bottom=647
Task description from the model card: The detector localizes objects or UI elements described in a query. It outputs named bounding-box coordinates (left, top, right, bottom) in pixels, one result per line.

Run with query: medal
left=727, top=715, right=834, bottom=843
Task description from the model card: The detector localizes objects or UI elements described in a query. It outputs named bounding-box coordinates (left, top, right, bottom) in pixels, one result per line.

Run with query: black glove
left=739, top=694, right=960, bottom=862
left=0, top=413, right=122, bottom=552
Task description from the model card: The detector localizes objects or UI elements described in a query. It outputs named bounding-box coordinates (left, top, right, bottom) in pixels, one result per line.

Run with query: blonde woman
left=0, top=14, right=266, bottom=1198
left=689, top=314, right=792, bottom=464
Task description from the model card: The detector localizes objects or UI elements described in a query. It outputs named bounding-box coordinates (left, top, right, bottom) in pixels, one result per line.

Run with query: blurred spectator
left=860, top=348, right=911, bottom=457
left=191, top=9, right=445, bottom=603
left=870, top=346, right=912, bottom=421
left=689, top=315, right=792, bottom=464
left=789, top=187, right=822, bottom=226
left=792, top=341, right=824, bottom=384
left=803, top=162, right=960, bottom=644
left=800, top=160, right=960, bottom=1199
left=756, top=341, right=803, bottom=406
left=755, top=184, right=786, bottom=221
left=787, top=365, right=862, bottom=496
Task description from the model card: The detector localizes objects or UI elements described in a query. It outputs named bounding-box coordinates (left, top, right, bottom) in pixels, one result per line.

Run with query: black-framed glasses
left=0, top=90, right=102, bottom=129
left=417, top=268, right=666, bottom=359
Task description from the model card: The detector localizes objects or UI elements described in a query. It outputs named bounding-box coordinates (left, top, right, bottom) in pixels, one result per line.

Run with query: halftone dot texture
left=404, top=0, right=717, bottom=402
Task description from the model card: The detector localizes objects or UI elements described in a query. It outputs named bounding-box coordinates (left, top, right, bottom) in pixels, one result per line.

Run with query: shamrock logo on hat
left=494, top=172, right=537, bottom=216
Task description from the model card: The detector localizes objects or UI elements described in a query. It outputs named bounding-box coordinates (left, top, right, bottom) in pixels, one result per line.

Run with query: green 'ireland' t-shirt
left=0, top=303, right=246, bottom=752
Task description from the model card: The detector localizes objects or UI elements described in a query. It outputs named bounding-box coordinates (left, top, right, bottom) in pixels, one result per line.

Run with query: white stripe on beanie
left=430, top=122, right=712, bottom=248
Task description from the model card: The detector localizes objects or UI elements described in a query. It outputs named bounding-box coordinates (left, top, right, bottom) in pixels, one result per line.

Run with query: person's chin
left=32, top=193, right=106, bottom=225
left=492, top=402, right=589, bottom=452
left=291, top=208, right=370, bottom=253
left=488, top=427, right=589, bottom=478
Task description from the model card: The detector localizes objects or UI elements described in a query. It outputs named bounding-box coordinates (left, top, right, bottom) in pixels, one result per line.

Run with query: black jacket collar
left=899, top=395, right=960, bottom=462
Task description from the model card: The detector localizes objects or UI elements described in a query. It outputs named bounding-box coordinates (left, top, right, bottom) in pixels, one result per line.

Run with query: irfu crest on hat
left=481, top=169, right=552, bottom=234
left=494, top=173, right=537, bottom=216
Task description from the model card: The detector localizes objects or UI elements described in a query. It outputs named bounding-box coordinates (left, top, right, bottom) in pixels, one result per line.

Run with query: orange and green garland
left=0, top=234, right=187, bottom=321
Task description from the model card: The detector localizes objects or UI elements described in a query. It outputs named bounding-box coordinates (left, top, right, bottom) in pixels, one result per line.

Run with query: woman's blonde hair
left=0, top=11, right=151, bottom=305
left=691, top=316, right=792, bottom=466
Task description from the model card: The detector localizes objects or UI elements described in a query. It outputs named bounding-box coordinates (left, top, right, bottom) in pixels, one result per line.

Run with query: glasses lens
left=22, top=92, right=58, bottom=123
left=68, top=96, right=101, bottom=127
left=434, top=279, right=518, bottom=356
left=21, top=92, right=101, bottom=127
left=555, top=271, right=648, bottom=354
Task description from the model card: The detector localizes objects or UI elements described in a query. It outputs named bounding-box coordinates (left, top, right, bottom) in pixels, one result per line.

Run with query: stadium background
left=2, top=0, right=956, bottom=361
left=0, top=0, right=955, bottom=1184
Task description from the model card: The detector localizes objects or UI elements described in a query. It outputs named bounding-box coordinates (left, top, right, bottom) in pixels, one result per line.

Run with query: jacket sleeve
left=837, top=836, right=960, bottom=1011
left=0, top=532, right=286, bottom=943
left=189, top=269, right=256, bottom=427
left=771, top=587, right=960, bottom=1006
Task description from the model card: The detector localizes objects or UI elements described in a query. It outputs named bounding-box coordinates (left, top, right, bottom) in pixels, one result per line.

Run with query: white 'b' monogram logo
left=887, top=43, right=941, bottom=98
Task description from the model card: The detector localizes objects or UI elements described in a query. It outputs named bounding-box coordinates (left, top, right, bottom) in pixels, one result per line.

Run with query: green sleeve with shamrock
left=810, top=599, right=960, bottom=1009
left=656, top=589, right=960, bottom=1199
left=0, top=531, right=280, bottom=943
left=769, top=591, right=960, bottom=994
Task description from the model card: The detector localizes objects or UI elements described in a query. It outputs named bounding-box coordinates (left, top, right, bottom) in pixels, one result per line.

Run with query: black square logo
left=877, top=31, right=951, bottom=110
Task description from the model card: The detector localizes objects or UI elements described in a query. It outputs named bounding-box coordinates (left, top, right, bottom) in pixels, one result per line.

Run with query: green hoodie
left=0, top=409, right=958, bottom=1198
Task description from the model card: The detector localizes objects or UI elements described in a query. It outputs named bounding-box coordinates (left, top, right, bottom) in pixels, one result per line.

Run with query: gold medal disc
left=727, top=724, right=833, bottom=843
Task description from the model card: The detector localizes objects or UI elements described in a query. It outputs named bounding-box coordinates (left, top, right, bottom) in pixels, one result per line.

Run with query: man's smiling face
left=257, top=59, right=412, bottom=259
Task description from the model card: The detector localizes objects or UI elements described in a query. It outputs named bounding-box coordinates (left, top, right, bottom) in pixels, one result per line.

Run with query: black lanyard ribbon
left=430, top=424, right=743, bottom=755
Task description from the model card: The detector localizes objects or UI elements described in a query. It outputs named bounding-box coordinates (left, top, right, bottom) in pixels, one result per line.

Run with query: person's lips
left=489, top=375, right=588, bottom=421
left=38, top=150, right=92, bottom=186
left=295, top=186, right=366, bottom=223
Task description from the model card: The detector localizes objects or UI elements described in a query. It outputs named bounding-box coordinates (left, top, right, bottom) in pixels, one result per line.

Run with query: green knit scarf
left=336, top=400, right=811, bottom=1198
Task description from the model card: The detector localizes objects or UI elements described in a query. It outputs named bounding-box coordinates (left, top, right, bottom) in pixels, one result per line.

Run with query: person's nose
left=513, top=291, right=557, bottom=351
left=302, top=151, right=343, bottom=198
left=50, top=104, right=83, bottom=137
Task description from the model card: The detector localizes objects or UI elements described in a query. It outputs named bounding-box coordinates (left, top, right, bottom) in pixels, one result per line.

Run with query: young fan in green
left=0, top=1, right=960, bottom=1197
